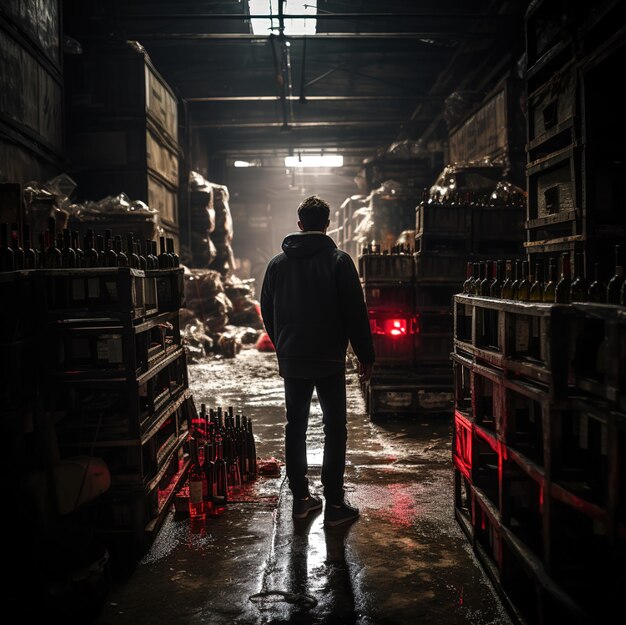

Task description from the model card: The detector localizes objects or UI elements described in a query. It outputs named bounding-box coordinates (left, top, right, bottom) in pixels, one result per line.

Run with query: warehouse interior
left=1, top=1, right=625, bottom=624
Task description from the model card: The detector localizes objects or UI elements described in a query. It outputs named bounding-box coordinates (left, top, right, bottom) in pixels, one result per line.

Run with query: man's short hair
left=297, top=195, right=331, bottom=231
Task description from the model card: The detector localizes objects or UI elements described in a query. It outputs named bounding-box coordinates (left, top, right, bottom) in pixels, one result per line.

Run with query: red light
left=370, top=315, right=415, bottom=337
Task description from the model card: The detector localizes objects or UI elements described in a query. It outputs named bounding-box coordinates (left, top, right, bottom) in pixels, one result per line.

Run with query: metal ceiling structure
left=64, top=0, right=527, bottom=163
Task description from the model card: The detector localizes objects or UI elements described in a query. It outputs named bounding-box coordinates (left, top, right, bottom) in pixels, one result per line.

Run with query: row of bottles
left=0, top=219, right=179, bottom=272
left=462, top=246, right=625, bottom=305
left=360, top=242, right=413, bottom=255
left=421, top=188, right=526, bottom=209
left=187, top=404, right=258, bottom=520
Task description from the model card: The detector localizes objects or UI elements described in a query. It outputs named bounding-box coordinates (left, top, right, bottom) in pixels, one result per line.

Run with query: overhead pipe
left=117, top=13, right=511, bottom=20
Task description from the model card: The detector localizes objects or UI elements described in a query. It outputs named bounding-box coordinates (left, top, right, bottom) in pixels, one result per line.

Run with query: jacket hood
left=281, top=231, right=337, bottom=258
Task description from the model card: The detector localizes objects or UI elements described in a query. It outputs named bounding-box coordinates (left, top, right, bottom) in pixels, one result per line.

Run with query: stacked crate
left=452, top=293, right=626, bottom=624
left=66, top=42, right=181, bottom=249
left=524, top=0, right=625, bottom=280
left=45, top=265, right=189, bottom=552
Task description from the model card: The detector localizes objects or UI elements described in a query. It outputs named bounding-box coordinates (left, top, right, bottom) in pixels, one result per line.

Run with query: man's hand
left=358, top=362, right=373, bottom=384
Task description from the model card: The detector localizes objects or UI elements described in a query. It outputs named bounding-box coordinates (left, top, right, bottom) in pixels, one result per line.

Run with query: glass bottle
left=96, top=234, right=105, bottom=265
left=158, top=235, right=172, bottom=269
left=480, top=261, right=492, bottom=297
left=127, top=233, right=140, bottom=268
left=555, top=253, right=571, bottom=304
left=607, top=244, right=624, bottom=304
left=84, top=229, right=99, bottom=268
left=62, top=228, right=76, bottom=268
left=501, top=260, right=513, bottom=299
left=9, top=223, right=24, bottom=270
left=490, top=260, right=504, bottom=298
left=203, top=442, right=216, bottom=516
left=188, top=438, right=207, bottom=519
left=114, top=235, right=128, bottom=267
left=463, top=262, right=473, bottom=294
left=543, top=258, right=557, bottom=303
left=72, top=230, right=84, bottom=268
left=510, top=260, right=522, bottom=300
left=569, top=252, right=587, bottom=303
left=0, top=223, right=14, bottom=272
left=104, top=230, right=118, bottom=267
left=166, top=237, right=179, bottom=267
left=529, top=260, right=544, bottom=302
left=246, top=416, right=257, bottom=480
left=45, top=217, right=62, bottom=268
left=587, top=263, right=606, bottom=303
left=213, top=440, right=228, bottom=513
left=22, top=224, right=36, bottom=270
left=136, top=242, right=147, bottom=271
left=517, top=261, right=531, bottom=302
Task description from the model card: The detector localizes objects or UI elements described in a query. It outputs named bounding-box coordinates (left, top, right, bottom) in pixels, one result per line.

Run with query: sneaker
left=292, top=495, right=323, bottom=519
left=324, top=502, right=360, bottom=527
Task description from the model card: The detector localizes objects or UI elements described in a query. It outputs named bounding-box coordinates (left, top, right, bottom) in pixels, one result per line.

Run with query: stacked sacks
left=188, top=171, right=217, bottom=267
left=209, top=184, right=235, bottom=276
left=181, top=267, right=263, bottom=359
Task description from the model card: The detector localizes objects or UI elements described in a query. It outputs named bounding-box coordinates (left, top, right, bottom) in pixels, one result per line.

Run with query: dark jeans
left=284, top=371, right=347, bottom=505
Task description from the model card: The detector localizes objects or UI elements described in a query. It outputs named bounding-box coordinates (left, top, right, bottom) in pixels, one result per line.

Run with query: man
left=260, top=195, right=375, bottom=527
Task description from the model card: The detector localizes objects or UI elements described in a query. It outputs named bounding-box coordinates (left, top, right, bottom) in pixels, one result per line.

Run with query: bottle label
left=189, top=479, right=204, bottom=504
left=71, top=278, right=86, bottom=301
left=515, top=317, right=530, bottom=353
left=87, top=277, right=100, bottom=299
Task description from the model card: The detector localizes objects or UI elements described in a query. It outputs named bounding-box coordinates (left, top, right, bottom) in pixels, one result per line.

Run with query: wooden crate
left=358, top=252, right=414, bottom=283
left=363, top=282, right=414, bottom=313
left=414, top=251, right=467, bottom=283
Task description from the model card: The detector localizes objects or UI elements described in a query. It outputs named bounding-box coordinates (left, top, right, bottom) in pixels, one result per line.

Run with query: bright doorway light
left=285, top=154, right=343, bottom=168
left=249, top=0, right=317, bottom=36
left=234, top=160, right=252, bottom=168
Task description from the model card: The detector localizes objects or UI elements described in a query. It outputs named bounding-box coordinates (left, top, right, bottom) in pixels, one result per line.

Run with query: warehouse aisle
left=95, top=349, right=512, bottom=625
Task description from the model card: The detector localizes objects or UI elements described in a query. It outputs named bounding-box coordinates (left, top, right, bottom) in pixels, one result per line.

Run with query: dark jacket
left=260, top=231, right=375, bottom=379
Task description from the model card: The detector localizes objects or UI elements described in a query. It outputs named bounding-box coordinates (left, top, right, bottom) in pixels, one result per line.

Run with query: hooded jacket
left=260, top=231, right=375, bottom=379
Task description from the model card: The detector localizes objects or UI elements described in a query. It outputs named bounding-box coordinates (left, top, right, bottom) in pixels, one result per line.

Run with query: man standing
left=261, top=195, right=375, bottom=527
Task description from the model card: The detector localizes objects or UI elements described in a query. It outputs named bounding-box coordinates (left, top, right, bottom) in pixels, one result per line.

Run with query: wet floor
left=95, top=349, right=513, bottom=625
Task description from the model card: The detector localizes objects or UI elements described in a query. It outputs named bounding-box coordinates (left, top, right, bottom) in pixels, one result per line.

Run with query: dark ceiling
left=64, top=0, right=527, bottom=163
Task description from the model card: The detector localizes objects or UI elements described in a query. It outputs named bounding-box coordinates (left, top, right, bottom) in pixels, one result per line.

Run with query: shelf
left=146, top=430, right=189, bottom=494
left=146, top=454, right=190, bottom=536
left=550, top=482, right=609, bottom=524
left=137, top=346, right=185, bottom=386
left=141, top=387, right=191, bottom=444
left=506, top=446, right=545, bottom=484
left=527, top=118, right=576, bottom=152
left=526, top=37, right=574, bottom=80
left=523, top=234, right=585, bottom=251
left=525, top=208, right=580, bottom=229
left=526, top=144, right=578, bottom=175
left=474, top=423, right=500, bottom=454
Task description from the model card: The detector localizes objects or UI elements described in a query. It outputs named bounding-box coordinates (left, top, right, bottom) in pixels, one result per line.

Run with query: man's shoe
left=324, top=502, right=359, bottom=527
left=292, top=495, right=323, bottom=519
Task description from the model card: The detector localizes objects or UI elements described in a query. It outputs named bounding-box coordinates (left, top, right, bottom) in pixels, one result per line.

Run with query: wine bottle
left=127, top=233, right=140, bottom=268
left=62, top=228, right=76, bottom=268
left=37, top=232, right=46, bottom=268
left=145, top=240, right=155, bottom=270
left=22, top=224, right=36, bottom=270
left=473, top=262, right=484, bottom=295
left=158, top=235, right=172, bottom=269
left=246, top=416, right=257, bottom=480
left=136, top=242, right=147, bottom=271
left=71, top=230, right=83, bottom=268
left=8, top=223, right=24, bottom=270
left=166, top=237, right=179, bottom=267
left=569, top=252, right=587, bottom=303
left=84, top=229, right=99, bottom=268
left=96, top=234, right=105, bottom=265
left=587, top=263, right=606, bottom=303
left=501, top=260, right=513, bottom=299
left=607, top=244, right=624, bottom=304
left=114, top=235, right=128, bottom=267
left=510, top=260, right=522, bottom=300
left=0, top=223, right=14, bottom=272
left=463, top=262, right=473, bottom=294
left=543, top=258, right=557, bottom=303
left=517, top=261, right=531, bottom=302
left=45, top=218, right=62, bottom=268
left=213, top=440, right=228, bottom=513
left=529, top=260, right=544, bottom=302
left=203, top=442, right=216, bottom=516
left=104, top=230, right=118, bottom=267
left=489, top=260, right=504, bottom=298
left=188, top=439, right=207, bottom=519
left=480, top=260, right=492, bottom=297
left=555, top=253, right=572, bottom=304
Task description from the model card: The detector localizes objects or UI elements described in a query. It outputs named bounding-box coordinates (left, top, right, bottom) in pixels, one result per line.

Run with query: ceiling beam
left=187, top=95, right=442, bottom=102
left=118, top=13, right=511, bottom=20
left=124, top=32, right=491, bottom=41
left=193, top=120, right=405, bottom=129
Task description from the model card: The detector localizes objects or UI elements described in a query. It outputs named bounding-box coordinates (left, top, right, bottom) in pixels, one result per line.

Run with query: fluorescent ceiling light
left=249, top=0, right=317, bottom=36
left=285, top=154, right=343, bottom=168
left=234, top=160, right=252, bottom=167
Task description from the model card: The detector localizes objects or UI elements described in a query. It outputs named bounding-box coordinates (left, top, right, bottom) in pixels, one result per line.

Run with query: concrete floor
left=94, top=349, right=513, bottom=625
